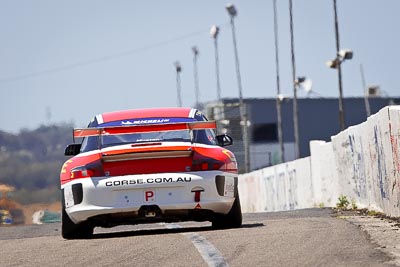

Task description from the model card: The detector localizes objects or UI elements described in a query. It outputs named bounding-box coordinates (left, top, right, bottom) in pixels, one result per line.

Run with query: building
left=205, top=97, right=400, bottom=172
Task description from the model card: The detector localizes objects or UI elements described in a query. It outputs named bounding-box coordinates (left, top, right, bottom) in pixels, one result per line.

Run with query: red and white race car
left=60, top=107, right=241, bottom=239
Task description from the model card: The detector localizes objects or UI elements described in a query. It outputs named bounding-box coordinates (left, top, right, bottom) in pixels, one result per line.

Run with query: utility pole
left=226, top=4, right=250, bottom=173
left=289, top=0, right=300, bottom=159
left=192, top=46, right=200, bottom=108
left=210, top=25, right=222, bottom=102
left=333, top=0, right=345, bottom=131
left=174, top=61, right=182, bottom=107
left=273, top=0, right=284, bottom=163
left=360, top=64, right=371, bottom=118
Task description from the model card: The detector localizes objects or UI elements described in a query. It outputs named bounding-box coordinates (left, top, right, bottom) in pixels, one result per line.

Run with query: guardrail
left=239, top=106, right=400, bottom=217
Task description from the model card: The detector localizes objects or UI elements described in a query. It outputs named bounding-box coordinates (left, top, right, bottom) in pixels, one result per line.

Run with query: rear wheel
left=62, top=208, right=93, bottom=240
left=212, top=193, right=242, bottom=229
left=61, top=189, right=94, bottom=239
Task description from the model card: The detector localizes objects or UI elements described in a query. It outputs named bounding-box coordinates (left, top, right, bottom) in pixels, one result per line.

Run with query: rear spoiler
left=73, top=121, right=217, bottom=139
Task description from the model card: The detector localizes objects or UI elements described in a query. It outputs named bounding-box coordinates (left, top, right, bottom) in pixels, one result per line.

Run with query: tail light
left=191, top=158, right=224, bottom=171
left=191, top=152, right=236, bottom=173
left=70, top=167, right=95, bottom=179
left=70, top=160, right=104, bottom=179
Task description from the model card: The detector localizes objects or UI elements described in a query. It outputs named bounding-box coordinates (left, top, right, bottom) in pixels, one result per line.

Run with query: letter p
left=145, top=191, right=155, bottom=202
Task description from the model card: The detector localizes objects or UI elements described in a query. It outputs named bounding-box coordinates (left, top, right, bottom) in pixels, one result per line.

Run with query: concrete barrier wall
left=389, top=107, right=400, bottom=216
left=239, top=106, right=400, bottom=217
left=239, top=157, right=312, bottom=212
left=310, top=140, right=338, bottom=208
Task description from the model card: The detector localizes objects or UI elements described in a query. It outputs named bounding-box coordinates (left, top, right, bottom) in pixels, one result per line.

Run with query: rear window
left=80, top=117, right=216, bottom=152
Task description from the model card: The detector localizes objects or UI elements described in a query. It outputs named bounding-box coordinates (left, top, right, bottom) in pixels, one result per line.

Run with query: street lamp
left=174, top=61, right=182, bottom=107
left=326, top=48, right=353, bottom=130
left=226, top=4, right=237, bottom=16
left=226, top=3, right=250, bottom=173
left=329, top=0, right=353, bottom=131
left=290, top=76, right=313, bottom=158
left=192, top=46, right=200, bottom=109
left=210, top=25, right=222, bottom=102
left=326, top=49, right=353, bottom=69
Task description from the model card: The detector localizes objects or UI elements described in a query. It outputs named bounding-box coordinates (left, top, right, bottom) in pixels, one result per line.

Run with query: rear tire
left=62, top=208, right=93, bottom=240
left=61, top=189, right=93, bottom=239
left=212, top=193, right=242, bottom=229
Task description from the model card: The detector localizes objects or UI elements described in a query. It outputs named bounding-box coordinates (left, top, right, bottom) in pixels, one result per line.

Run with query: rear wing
left=73, top=121, right=217, bottom=140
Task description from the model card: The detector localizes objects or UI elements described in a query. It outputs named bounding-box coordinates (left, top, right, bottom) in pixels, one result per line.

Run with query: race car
left=60, top=107, right=241, bottom=239
left=0, top=209, right=13, bottom=225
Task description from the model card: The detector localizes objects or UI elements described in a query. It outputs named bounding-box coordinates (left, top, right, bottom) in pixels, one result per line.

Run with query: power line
left=0, top=24, right=229, bottom=84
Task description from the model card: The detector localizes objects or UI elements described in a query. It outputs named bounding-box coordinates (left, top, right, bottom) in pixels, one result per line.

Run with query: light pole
left=359, top=64, right=371, bottom=118
left=293, top=76, right=312, bottom=157
left=174, top=61, right=182, bottom=107
left=272, top=0, right=284, bottom=163
left=192, top=46, right=200, bottom=109
left=288, top=0, right=300, bottom=159
left=210, top=25, right=222, bottom=102
left=331, top=0, right=347, bottom=131
left=326, top=48, right=353, bottom=130
left=226, top=3, right=250, bottom=173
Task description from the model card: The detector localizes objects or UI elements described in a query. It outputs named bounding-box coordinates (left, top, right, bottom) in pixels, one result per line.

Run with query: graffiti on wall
left=262, top=174, right=275, bottom=211
left=373, top=125, right=389, bottom=200
left=287, top=168, right=298, bottom=210
left=276, top=171, right=286, bottom=210
left=389, top=123, right=400, bottom=187
left=389, top=122, right=400, bottom=207
left=348, top=134, right=367, bottom=199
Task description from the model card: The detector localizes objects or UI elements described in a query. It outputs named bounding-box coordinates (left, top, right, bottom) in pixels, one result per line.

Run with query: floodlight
left=294, top=76, right=306, bottom=84
left=277, top=94, right=285, bottom=101
left=210, top=25, right=220, bottom=38
left=338, top=49, right=353, bottom=60
left=367, top=85, right=380, bottom=97
left=295, top=76, right=313, bottom=94
left=326, top=59, right=340, bottom=69
left=300, top=79, right=313, bottom=93
left=192, top=46, right=199, bottom=55
left=174, top=61, right=182, bottom=72
left=226, top=4, right=237, bottom=17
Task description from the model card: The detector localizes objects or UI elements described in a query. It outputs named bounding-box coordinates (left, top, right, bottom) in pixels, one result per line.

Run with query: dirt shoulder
left=335, top=209, right=400, bottom=266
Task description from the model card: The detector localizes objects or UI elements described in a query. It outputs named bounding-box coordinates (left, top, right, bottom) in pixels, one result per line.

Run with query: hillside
left=0, top=123, right=74, bottom=204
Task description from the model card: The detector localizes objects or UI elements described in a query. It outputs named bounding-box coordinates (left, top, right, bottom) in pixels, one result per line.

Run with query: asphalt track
left=0, top=208, right=395, bottom=266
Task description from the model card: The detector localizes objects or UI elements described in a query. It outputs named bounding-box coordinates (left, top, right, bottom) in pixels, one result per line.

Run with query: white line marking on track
left=165, top=223, right=229, bottom=267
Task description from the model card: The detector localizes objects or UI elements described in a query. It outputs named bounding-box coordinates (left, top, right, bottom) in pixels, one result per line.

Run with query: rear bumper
left=61, top=171, right=237, bottom=224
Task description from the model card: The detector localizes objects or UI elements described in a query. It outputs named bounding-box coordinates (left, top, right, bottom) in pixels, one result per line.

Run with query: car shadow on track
left=90, top=222, right=264, bottom=240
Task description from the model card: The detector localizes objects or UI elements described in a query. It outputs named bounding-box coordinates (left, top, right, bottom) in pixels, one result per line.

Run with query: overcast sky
left=1, top=0, right=399, bottom=133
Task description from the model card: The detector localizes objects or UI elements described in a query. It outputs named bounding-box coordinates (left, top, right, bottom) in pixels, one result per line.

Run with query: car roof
left=97, top=107, right=197, bottom=124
